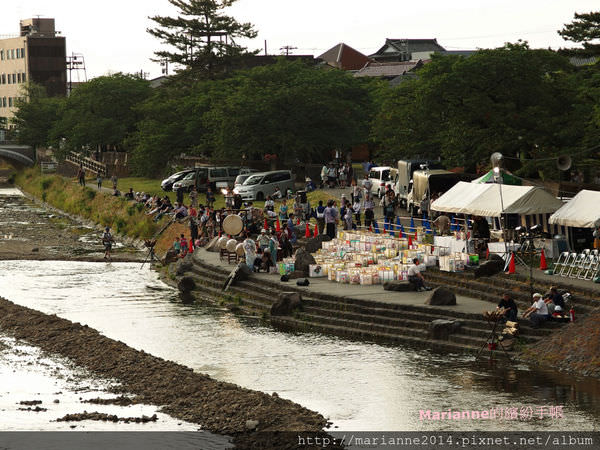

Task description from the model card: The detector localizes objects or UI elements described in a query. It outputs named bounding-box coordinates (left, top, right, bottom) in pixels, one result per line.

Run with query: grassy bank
left=16, top=168, right=160, bottom=241
left=17, top=168, right=339, bottom=256
left=521, top=310, right=600, bottom=378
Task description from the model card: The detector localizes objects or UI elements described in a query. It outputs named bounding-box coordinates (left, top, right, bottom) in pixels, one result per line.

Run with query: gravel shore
left=0, top=296, right=328, bottom=448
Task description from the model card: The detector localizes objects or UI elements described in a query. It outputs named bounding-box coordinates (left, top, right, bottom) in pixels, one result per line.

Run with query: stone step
left=271, top=316, right=484, bottom=355
left=189, top=262, right=554, bottom=338
left=427, top=269, right=599, bottom=309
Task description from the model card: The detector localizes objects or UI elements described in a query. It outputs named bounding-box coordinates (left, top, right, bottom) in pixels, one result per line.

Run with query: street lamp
left=491, top=152, right=508, bottom=265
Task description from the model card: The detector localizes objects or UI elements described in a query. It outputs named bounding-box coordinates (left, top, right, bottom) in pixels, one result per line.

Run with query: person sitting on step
left=407, top=258, right=431, bottom=292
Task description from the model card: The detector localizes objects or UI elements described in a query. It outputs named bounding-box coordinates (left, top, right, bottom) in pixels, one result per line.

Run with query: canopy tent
left=463, top=185, right=563, bottom=217
left=432, top=182, right=563, bottom=217
left=472, top=169, right=522, bottom=185
left=431, top=182, right=492, bottom=213
left=549, top=190, right=600, bottom=228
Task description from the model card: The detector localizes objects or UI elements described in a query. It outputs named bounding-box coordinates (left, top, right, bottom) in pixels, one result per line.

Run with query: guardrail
left=65, top=151, right=107, bottom=176
left=40, top=160, right=58, bottom=173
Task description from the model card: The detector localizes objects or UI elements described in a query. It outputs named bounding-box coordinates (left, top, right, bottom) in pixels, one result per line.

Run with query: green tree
left=559, top=11, right=600, bottom=56
left=129, top=83, right=212, bottom=176
left=204, top=59, right=375, bottom=162
left=148, top=0, right=257, bottom=79
left=371, top=43, right=583, bottom=177
left=50, top=74, right=152, bottom=159
left=11, top=83, right=65, bottom=148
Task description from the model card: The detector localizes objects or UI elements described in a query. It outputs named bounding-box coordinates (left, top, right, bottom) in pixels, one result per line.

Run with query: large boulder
left=163, top=249, right=179, bottom=265
left=474, top=259, right=504, bottom=278
left=177, top=276, right=196, bottom=304
left=175, top=255, right=194, bottom=276
left=429, top=319, right=463, bottom=340
left=425, top=287, right=457, bottom=305
left=294, top=248, right=316, bottom=275
left=177, top=276, right=196, bottom=293
left=271, top=292, right=303, bottom=316
left=383, top=280, right=417, bottom=292
left=304, top=234, right=332, bottom=254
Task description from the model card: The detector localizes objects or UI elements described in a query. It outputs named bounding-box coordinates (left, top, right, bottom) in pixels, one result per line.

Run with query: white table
left=487, top=242, right=521, bottom=260
left=434, top=236, right=467, bottom=254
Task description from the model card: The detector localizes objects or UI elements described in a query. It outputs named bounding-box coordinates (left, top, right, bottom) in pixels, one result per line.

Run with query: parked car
left=367, top=166, right=393, bottom=198
left=233, top=170, right=295, bottom=201
left=172, top=167, right=252, bottom=192
left=161, top=168, right=196, bottom=192
left=234, top=170, right=259, bottom=187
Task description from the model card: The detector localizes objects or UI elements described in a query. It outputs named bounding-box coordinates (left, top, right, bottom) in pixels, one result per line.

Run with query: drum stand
left=475, top=316, right=512, bottom=362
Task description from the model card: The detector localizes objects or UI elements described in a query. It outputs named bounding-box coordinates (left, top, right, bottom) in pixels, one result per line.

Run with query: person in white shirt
left=523, top=293, right=550, bottom=328
left=320, top=164, right=328, bottom=189
left=407, top=258, right=430, bottom=291
left=362, top=174, right=373, bottom=196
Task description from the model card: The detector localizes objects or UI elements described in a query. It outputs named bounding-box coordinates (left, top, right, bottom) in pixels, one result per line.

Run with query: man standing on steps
left=408, top=258, right=431, bottom=292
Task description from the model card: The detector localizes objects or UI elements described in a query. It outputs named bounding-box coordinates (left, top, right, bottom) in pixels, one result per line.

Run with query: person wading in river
left=102, top=227, right=115, bottom=261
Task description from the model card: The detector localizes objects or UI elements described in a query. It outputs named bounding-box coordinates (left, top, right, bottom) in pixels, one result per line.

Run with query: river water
left=1, top=188, right=600, bottom=432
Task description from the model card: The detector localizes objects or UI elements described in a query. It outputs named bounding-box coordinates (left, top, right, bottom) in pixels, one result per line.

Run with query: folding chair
left=553, top=251, right=569, bottom=275
left=574, top=251, right=592, bottom=279
left=567, top=252, right=586, bottom=278
left=559, top=252, right=577, bottom=277
left=583, top=254, right=600, bottom=280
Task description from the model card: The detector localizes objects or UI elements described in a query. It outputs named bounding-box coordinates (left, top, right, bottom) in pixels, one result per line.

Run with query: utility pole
left=280, top=45, right=297, bottom=56
left=160, top=60, right=169, bottom=75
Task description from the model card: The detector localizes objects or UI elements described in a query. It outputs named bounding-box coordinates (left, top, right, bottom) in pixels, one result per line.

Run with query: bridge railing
left=66, top=151, right=107, bottom=177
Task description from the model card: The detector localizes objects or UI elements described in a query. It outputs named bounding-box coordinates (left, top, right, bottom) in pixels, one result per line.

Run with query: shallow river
left=0, top=188, right=599, bottom=432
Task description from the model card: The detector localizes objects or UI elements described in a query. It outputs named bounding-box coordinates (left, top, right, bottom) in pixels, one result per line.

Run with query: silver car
left=233, top=170, right=295, bottom=201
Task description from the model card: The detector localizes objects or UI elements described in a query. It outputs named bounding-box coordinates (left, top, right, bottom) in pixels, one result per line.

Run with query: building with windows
left=0, top=18, right=66, bottom=122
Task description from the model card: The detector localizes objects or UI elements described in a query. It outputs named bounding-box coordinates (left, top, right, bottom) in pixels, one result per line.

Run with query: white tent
left=549, top=190, right=600, bottom=228
left=464, top=185, right=563, bottom=217
left=431, top=182, right=563, bottom=217
left=431, top=182, right=492, bottom=213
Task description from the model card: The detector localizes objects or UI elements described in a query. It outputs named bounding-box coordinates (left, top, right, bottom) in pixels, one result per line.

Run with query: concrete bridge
left=0, top=143, right=35, bottom=167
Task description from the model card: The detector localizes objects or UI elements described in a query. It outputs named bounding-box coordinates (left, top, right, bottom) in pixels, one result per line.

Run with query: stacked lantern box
left=438, top=252, right=479, bottom=272
left=308, top=230, right=437, bottom=285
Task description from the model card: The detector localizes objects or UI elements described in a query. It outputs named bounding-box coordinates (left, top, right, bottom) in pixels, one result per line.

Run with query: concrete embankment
left=0, top=296, right=328, bottom=448
left=181, top=248, right=600, bottom=380
left=179, top=250, right=556, bottom=356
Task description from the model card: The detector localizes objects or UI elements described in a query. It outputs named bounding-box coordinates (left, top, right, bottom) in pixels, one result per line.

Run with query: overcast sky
left=1, top=0, right=597, bottom=79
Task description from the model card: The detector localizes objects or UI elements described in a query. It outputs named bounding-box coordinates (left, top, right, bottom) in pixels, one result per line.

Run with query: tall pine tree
left=148, top=0, right=257, bottom=79
left=558, top=11, right=600, bottom=57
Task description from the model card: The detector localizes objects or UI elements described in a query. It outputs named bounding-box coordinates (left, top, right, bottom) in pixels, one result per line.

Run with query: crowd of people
left=498, top=287, right=569, bottom=328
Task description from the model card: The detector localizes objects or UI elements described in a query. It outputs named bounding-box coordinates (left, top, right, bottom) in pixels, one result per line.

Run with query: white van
left=233, top=170, right=295, bottom=201
left=368, top=166, right=393, bottom=198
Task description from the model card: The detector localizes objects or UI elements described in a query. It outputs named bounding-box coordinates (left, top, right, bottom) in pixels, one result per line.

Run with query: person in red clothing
left=179, top=234, right=188, bottom=257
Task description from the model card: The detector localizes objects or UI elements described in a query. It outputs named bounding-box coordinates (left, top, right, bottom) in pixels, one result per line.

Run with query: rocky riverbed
left=0, top=296, right=328, bottom=448
left=0, top=188, right=146, bottom=262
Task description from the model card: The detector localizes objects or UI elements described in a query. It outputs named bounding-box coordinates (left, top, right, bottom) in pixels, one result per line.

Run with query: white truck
left=407, top=169, right=461, bottom=215
left=394, top=159, right=443, bottom=208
